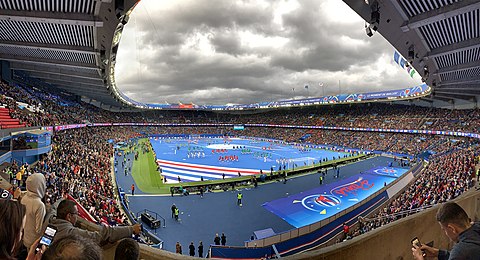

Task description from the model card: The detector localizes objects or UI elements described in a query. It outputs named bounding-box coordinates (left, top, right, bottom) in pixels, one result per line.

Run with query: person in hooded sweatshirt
left=21, top=172, right=47, bottom=250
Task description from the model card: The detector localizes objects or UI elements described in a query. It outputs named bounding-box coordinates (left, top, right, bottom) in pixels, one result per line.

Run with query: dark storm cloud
left=115, top=0, right=420, bottom=105
left=210, top=31, right=244, bottom=56
left=269, top=0, right=382, bottom=72
left=132, top=0, right=274, bottom=49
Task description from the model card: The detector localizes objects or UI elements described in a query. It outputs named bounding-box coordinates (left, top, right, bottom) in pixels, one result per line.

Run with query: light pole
left=319, top=83, right=325, bottom=96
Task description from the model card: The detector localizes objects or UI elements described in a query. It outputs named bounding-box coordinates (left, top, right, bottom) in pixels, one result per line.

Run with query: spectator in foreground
left=0, top=199, right=26, bottom=260
left=114, top=238, right=140, bottom=260
left=412, top=202, right=480, bottom=260
left=21, top=173, right=47, bottom=250
left=43, top=234, right=102, bottom=260
left=49, top=199, right=141, bottom=245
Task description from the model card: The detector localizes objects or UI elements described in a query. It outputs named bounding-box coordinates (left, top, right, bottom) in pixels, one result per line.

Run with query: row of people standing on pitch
left=176, top=241, right=204, bottom=257
left=214, top=233, right=227, bottom=246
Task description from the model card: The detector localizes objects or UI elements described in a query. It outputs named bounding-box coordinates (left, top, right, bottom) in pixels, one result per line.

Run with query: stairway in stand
left=0, top=107, right=26, bottom=129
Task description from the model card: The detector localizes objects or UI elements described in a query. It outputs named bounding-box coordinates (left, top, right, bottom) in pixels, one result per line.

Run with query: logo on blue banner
left=302, top=194, right=341, bottom=212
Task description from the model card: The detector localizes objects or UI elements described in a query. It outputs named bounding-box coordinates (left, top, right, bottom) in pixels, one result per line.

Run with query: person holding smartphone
left=412, top=202, right=480, bottom=260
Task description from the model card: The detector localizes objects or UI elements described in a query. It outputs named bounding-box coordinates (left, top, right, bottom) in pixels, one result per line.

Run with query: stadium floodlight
left=365, top=24, right=374, bottom=37
left=423, top=66, right=429, bottom=78
left=370, top=1, right=380, bottom=31
left=408, top=45, right=415, bottom=64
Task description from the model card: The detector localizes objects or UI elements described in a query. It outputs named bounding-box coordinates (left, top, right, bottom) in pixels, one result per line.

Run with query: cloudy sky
left=115, top=0, right=420, bottom=105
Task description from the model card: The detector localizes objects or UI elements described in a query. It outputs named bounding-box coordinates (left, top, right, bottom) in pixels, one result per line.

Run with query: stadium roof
left=344, top=0, right=480, bottom=106
left=0, top=0, right=478, bottom=110
left=0, top=0, right=140, bottom=111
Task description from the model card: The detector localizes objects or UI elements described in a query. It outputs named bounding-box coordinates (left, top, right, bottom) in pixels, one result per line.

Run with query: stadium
left=0, top=0, right=479, bottom=260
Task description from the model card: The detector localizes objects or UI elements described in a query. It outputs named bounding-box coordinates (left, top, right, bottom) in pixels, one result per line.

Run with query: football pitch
left=124, top=137, right=358, bottom=194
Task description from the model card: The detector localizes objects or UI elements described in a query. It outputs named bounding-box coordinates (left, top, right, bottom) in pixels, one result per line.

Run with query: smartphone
left=36, top=225, right=57, bottom=252
left=412, top=237, right=427, bottom=257
left=411, top=237, right=421, bottom=247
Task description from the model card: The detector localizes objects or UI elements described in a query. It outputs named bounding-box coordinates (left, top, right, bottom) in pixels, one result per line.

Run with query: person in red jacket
left=343, top=222, right=349, bottom=239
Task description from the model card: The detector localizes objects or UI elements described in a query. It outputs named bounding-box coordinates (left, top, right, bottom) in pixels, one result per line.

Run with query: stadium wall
left=288, top=188, right=480, bottom=260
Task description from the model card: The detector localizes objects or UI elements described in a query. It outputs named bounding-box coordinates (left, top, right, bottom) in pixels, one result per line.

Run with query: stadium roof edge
left=0, top=0, right=477, bottom=111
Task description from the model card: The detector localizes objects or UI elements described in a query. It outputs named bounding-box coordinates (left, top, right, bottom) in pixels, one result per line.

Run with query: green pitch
left=130, top=138, right=168, bottom=194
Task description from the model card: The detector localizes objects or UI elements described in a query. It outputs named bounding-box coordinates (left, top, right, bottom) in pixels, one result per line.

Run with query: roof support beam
left=401, top=0, right=480, bottom=32
left=26, top=72, right=104, bottom=86
left=10, top=62, right=101, bottom=80
left=33, top=78, right=105, bottom=89
left=435, top=83, right=479, bottom=89
left=0, top=40, right=98, bottom=54
left=436, top=60, right=480, bottom=75
left=425, top=37, right=480, bottom=59
left=0, top=53, right=98, bottom=70
left=435, top=90, right=479, bottom=97
left=0, top=9, right=103, bottom=27
left=53, top=87, right=113, bottom=101
left=419, top=97, right=434, bottom=103
left=431, top=94, right=455, bottom=103
left=434, top=87, right=480, bottom=93
left=434, top=92, right=477, bottom=101
left=439, top=77, right=480, bottom=86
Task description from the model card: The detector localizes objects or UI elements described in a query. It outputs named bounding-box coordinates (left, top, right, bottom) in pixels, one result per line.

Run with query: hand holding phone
left=411, top=237, right=426, bottom=258
left=36, top=225, right=57, bottom=253
left=27, top=237, right=46, bottom=260
left=411, top=237, right=422, bottom=248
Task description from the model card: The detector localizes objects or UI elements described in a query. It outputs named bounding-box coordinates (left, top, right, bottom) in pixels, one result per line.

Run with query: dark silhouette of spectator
left=171, top=203, right=176, bottom=218
left=114, top=238, right=140, bottom=260
left=221, top=233, right=227, bottom=246
left=198, top=241, right=203, bottom=258
left=214, top=233, right=220, bottom=245
left=189, top=241, right=195, bottom=256
left=0, top=199, right=26, bottom=259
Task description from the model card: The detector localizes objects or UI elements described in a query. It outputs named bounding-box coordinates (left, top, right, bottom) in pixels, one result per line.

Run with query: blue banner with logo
left=262, top=168, right=406, bottom=228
